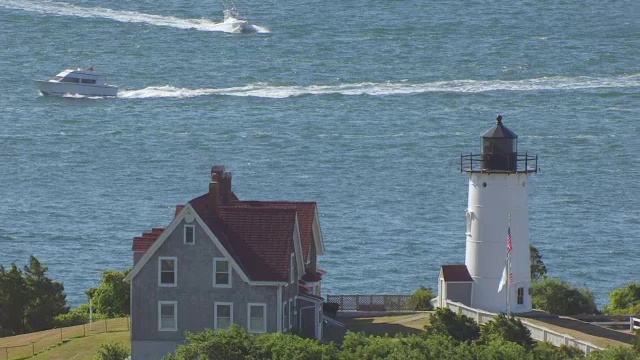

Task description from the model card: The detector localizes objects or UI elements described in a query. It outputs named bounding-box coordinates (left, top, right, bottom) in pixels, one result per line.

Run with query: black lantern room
left=460, top=115, right=537, bottom=174
left=481, top=115, right=518, bottom=171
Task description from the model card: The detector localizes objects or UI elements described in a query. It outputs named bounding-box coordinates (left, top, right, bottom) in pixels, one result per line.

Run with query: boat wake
left=0, top=0, right=270, bottom=34
left=117, top=74, right=640, bottom=99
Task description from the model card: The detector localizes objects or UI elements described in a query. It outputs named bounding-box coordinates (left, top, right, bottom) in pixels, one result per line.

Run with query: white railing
left=444, top=300, right=602, bottom=355
left=575, top=316, right=640, bottom=332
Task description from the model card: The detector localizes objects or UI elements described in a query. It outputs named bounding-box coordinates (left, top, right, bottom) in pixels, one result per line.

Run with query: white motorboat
left=221, top=6, right=253, bottom=33
left=35, top=67, right=118, bottom=97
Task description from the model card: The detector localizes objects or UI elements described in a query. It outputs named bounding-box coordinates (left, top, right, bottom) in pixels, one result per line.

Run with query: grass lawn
left=0, top=318, right=130, bottom=360
left=340, top=313, right=431, bottom=337
left=29, top=331, right=130, bottom=360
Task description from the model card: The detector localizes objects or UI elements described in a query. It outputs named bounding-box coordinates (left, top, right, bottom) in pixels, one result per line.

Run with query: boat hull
left=35, top=80, right=118, bottom=97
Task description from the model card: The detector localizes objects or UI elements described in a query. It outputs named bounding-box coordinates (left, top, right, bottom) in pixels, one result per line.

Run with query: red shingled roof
left=441, top=264, right=473, bottom=282
left=232, top=201, right=317, bottom=261
left=132, top=228, right=165, bottom=252
left=189, top=193, right=298, bottom=282
left=131, top=188, right=318, bottom=284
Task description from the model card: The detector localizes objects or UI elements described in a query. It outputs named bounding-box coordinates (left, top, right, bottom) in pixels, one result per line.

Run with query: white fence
left=444, top=300, right=603, bottom=355
left=632, top=317, right=640, bottom=331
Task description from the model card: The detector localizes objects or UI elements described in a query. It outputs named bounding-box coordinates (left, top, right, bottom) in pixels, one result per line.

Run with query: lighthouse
left=461, top=115, right=538, bottom=314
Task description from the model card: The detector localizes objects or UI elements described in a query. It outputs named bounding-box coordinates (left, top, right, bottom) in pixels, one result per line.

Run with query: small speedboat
left=35, top=67, right=118, bottom=97
left=222, top=7, right=252, bottom=33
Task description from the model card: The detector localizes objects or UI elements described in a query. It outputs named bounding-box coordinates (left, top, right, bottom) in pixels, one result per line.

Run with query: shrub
left=532, top=342, right=585, bottom=359
left=479, top=313, right=535, bottom=351
left=94, top=341, right=130, bottom=360
left=602, top=282, right=640, bottom=315
left=424, top=307, right=480, bottom=343
left=54, top=303, right=108, bottom=327
left=410, top=286, right=435, bottom=311
left=533, top=278, right=597, bottom=315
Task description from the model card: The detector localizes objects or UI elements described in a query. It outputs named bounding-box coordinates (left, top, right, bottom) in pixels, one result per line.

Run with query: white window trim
left=247, top=303, right=267, bottom=333
left=290, top=253, right=295, bottom=284
left=288, top=298, right=293, bottom=329
left=158, top=301, right=178, bottom=331
left=214, top=302, right=234, bottom=331
left=184, top=225, right=195, bottom=245
left=213, top=257, right=232, bottom=288
left=158, top=257, right=177, bottom=287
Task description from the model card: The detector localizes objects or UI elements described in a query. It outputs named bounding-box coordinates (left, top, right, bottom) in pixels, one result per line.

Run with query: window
left=248, top=303, right=266, bottom=333
left=80, top=79, right=97, bottom=84
left=283, top=301, right=289, bottom=330
left=158, top=301, right=177, bottom=331
left=466, top=210, right=473, bottom=235
left=60, top=77, right=80, bottom=83
left=184, top=225, right=195, bottom=245
left=289, top=299, right=293, bottom=329
left=214, top=302, right=233, bottom=331
left=158, top=257, right=177, bottom=287
left=213, top=258, right=231, bottom=287
left=517, top=287, right=524, bottom=305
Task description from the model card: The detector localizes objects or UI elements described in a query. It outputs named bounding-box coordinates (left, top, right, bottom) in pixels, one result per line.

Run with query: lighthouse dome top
left=482, top=115, right=518, bottom=140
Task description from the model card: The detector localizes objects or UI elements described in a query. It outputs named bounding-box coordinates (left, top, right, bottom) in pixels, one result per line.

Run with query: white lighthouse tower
left=461, top=115, right=537, bottom=314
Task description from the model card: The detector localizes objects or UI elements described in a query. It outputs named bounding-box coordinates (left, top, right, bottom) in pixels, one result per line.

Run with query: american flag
left=506, top=226, right=512, bottom=253
left=509, top=271, right=513, bottom=285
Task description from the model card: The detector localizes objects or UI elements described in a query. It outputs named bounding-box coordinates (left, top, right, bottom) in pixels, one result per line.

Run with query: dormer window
left=158, top=257, right=177, bottom=287
left=184, top=225, right=195, bottom=245
left=213, top=258, right=231, bottom=287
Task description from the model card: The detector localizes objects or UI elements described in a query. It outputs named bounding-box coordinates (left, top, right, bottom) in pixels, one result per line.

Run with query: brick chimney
left=220, top=171, right=232, bottom=205
left=209, top=171, right=220, bottom=214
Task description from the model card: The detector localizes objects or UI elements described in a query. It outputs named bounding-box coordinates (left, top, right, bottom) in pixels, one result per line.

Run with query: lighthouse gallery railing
left=461, top=152, right=538, bottom=174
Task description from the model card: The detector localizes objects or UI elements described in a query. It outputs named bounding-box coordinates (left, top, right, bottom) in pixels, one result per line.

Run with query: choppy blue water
left=0, top=0, right=638, bottom=309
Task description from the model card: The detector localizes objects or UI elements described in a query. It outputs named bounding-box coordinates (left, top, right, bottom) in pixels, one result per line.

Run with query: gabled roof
left=189, top=194, right=298, bottom=282
left=440, top=264, right=473, bottom=282
left=231, top=201, right=322, bottom=260
left=132, top=228, right=164, bottom=252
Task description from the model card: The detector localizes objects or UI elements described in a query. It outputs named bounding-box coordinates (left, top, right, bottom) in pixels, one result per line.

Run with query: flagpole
left=504, top=256, right=508, bottom=314
left=506, top=214, right=511, bottom=317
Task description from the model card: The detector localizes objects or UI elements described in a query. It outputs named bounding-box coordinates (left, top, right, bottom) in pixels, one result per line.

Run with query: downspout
left=277, top=285, right=282, bottom=332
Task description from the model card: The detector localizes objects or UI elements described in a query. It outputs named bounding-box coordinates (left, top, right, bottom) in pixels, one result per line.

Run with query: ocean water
left=0, top=0, right=638, bottom=309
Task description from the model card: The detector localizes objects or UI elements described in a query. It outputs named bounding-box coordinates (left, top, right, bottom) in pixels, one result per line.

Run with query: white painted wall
left=465, top=172, right=532, bottom=313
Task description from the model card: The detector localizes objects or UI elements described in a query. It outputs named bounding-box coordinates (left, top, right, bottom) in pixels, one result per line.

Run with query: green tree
left=88, top=269, right=131, bottom=317
left=410, top=286, right=435, bottom=311
left=0, top=264, right=27, bottom=336
left=420, top=334, right=474, bottom=360
left=424, top=307, right=480, bottom=343
left=533, top=278, right=597, bottom=315
left=602, top=282, right=640, bottom=315
left=479, top=313, right=535, bottom=351
left=530, top=245, right=547, bottom=281
left=472, top=339, right=529, bottom=360
left=94, top=341, right=130, bottom=360
left=532, top=342, right=585, bottom=360
left=254, top=332, right=338, bottom=360
left=23, top=256, right=68, bottom=332
left=586, top=346, right=640, bottom=360
left=339, top=332, right=423, bottom=360
left=165, top=325, right=255, bottom=360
